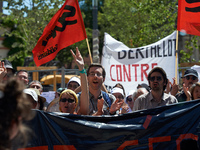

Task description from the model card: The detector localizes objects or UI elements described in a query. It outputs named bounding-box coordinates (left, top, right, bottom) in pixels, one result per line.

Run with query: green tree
left=98, top=0, right=177, bottom=49
left=2, top=0, right=182, bottom=67
left=1, top=18, right=25, bottom=68
left=0, top=0, right=94, bottom=68
left=179, top=35, right=200, bottom=63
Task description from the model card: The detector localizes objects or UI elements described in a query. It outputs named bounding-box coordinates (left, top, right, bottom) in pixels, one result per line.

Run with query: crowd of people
left=1, top=47, right=200, bottom=149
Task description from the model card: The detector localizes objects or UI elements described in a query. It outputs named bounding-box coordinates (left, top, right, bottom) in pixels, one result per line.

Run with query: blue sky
left=3, top=2, right=9, bottom=15
left=2, top=0, right=84, bottom=15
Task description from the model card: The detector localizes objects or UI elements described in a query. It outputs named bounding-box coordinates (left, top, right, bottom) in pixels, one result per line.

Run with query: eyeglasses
left=60, top=98, right=75, bottom=103
left=126, top=97, right=132, bottom=102
left=185, top=76, right=197, bottom=81
left=88, top=72, right=102, bottom=77
left=149, top=76, right=162, bottom=82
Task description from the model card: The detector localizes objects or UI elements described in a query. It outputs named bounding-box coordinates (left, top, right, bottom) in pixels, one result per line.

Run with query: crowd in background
left=1, top=48, right=200, bottom=149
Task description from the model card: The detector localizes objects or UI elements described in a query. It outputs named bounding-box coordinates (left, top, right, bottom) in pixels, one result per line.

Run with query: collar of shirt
left=149, top=92, right=170, bottom=102
left=89, top=91, right=103, bottom=100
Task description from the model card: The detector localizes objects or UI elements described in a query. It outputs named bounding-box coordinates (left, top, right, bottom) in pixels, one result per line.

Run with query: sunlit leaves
left=99, top=0, right=177, bottom=48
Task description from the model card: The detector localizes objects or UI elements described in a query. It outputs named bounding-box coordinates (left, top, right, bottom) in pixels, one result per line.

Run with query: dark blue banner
left=19, top=100, right=200, bottom=150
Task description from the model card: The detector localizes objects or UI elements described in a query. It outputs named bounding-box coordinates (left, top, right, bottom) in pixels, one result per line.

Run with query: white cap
left=126, top=90, right=135, bottom=101
left=68, top=76, right=81, bottom=86
left=126, top=90, right=135, bottom=97
left=111, top=87, right=124, bottom=97
left=24, top=89, right=38, bottom=102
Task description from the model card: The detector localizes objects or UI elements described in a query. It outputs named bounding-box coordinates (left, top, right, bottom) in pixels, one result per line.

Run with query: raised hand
left=120, top=105, right=131, bottom=114
left=165, top=78, right=179, bottom=96
left=182, top=83, right=191, bottom=101
left=109, top=99, right=124, bottom=115
left=0, top=61, right=7, bottom=81
left=92, top=98, right=104, bottom=116
left=170, top=78, right=179, bottom=96
left=70, top=47, right=84, bottom=70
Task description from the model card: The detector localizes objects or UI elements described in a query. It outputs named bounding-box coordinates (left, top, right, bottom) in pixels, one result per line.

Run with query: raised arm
left=70, top=47, right=89, bottom=115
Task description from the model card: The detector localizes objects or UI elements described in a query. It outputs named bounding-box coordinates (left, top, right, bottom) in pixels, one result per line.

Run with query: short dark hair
left=180, top=139, right=198, bottom=150
left=87, top=63, right=106, bottom=78
left=16, top=70, right=28, bottom=76
left=147, top=67, right=168, bottom=90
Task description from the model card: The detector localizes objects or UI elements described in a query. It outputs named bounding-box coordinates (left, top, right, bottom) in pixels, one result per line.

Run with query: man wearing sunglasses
left=176, top=69, right=199, bottom=102
left=133, top=67, right=178, bottom=111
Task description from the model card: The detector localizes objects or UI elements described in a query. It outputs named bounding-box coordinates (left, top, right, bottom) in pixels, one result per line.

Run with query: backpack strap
left=102, top=91, right=111, bottom=107
left=79, top=91, right=112, bottom=108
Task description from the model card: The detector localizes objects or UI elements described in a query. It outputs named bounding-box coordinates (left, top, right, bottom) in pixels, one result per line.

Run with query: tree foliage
left=4, top=0, right=198, bottom=67
left=180, top=35, right=200, bottom=63
left=98, top=0, right=177, bottom=48
left=0, top=0, right=94, bottom=68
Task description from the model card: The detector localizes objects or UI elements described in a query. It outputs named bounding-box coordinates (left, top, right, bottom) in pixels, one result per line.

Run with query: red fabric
left=177, top=0, right=200, bottom=36
left=32, top=0, right=87, bottom=66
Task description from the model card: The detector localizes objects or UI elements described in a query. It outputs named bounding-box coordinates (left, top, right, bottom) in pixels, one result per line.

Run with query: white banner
left=101, top=31, right=177, bottom=95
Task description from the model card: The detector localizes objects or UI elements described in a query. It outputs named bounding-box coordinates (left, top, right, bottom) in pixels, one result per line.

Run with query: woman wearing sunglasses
left=59, top=89, right=78, bottom=114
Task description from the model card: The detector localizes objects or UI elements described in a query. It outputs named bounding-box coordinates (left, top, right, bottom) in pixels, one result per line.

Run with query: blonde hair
left=59, top=89, right=78, bottom=105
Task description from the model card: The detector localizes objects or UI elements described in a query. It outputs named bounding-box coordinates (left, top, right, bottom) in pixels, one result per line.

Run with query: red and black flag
left=177, top=0, right=200, bottom=36
left=32, top=0, right=87, bottom=66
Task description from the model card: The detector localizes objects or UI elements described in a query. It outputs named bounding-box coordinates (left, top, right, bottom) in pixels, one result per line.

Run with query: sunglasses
left=60, top=98, right=75, bottom=103
left=126, top=97, right=132, bottom=102
left=185, top=76, right=197, bottom=81
left=149, top=76, right=162, bottom=82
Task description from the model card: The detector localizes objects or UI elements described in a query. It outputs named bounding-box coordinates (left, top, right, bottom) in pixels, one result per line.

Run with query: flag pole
left=175, top=30, right=179, bottom=84
left=86, top=38, right=93, bottom=64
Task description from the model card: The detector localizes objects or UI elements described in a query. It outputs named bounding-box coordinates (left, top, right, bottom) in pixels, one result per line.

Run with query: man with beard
left=133, top=67, right=178, bottom=111
left=176, top=69, right=199, bottom=102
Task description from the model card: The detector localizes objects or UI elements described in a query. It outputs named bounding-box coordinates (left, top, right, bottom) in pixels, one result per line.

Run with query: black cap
left=1, top=60, right=13, bottom=69
left=184, top=69, right=198, bottom=78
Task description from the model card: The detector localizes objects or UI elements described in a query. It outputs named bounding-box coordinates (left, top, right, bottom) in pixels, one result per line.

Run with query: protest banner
left=32, top=0, right=87, bottom=66
left=19, top=100, right=200, bottom=150
left=101, top=31, right=177, bottom=94
left=177, top=0, right=200, bottom=36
